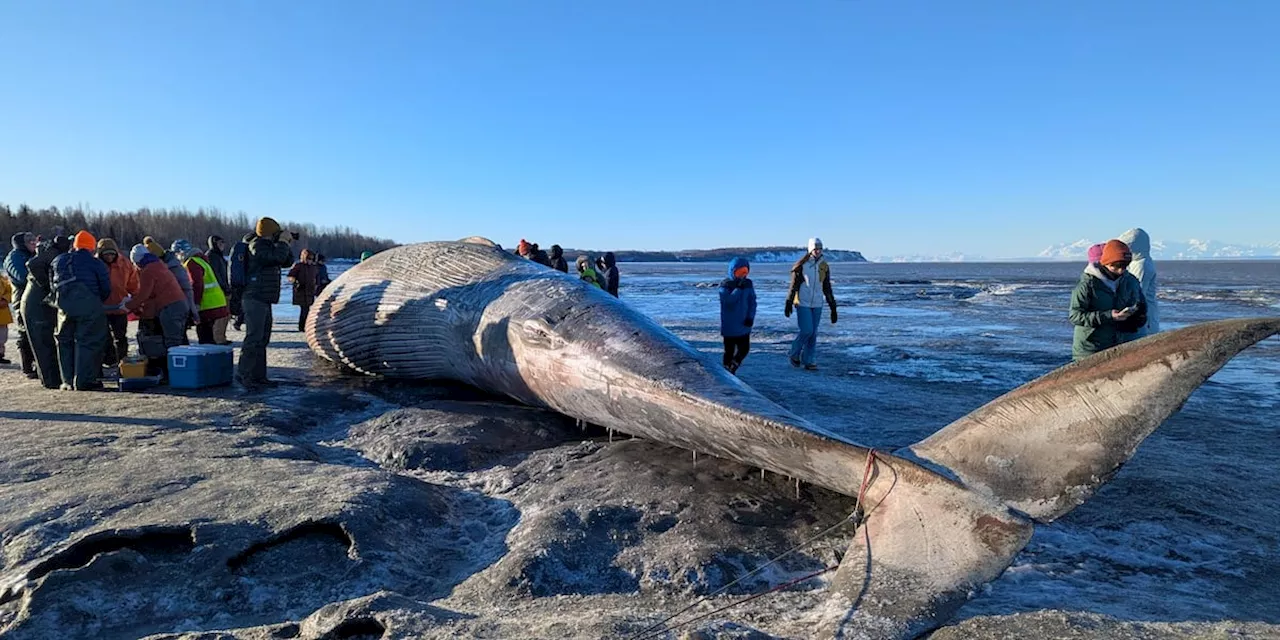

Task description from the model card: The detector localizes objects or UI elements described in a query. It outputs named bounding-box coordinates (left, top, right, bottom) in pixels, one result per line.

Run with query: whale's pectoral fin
left=906, top=317, right=1280, bottom=522
left=825, top=455, right=1032, bottom=639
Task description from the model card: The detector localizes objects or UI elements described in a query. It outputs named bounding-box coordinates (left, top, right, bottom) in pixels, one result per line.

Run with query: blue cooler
left=167, top=345, right=235, bottom=389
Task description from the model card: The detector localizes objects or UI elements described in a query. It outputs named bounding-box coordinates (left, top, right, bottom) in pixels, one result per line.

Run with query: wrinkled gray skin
left=308, top=239, right=1279, bottom=639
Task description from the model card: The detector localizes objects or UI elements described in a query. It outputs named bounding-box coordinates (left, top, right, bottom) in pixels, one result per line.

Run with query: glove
left=279, top=229, right=293, bottom=244
left=744, top=318, right=753, bottom=328
left=784, top=301, right=793, bottom=318
left=830, top=307, right=838, bottom=324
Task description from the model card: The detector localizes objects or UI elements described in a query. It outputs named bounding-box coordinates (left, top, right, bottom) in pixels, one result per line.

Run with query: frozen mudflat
left=2, top=259, right=1279, bottom=639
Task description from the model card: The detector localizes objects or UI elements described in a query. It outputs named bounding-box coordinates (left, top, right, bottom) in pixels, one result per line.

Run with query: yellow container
left=119, top=360, right=149, bottom=379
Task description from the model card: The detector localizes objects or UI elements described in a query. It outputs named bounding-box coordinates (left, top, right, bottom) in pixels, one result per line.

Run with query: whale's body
left=308, top=240, right=1280, bottom=638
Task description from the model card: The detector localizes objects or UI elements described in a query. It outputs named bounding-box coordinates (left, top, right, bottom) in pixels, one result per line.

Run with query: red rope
left=855, top=448, right=877, bottom=519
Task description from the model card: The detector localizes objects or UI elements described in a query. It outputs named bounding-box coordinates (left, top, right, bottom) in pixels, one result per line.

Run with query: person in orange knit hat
left=49, top=231, right=112, bottom=389
left=1069, top=238, right=1147, bottom=361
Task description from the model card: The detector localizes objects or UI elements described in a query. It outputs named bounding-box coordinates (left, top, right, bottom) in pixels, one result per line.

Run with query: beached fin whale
left=907, top=317, right=1280, bottom=522
left=306, top=240, right=1030, bottom=637
left=306, top=239, right=1277, bottom=638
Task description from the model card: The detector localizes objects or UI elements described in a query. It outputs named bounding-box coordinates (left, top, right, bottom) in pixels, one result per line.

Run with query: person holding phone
left=1069, top=239, right=1147, bottom=361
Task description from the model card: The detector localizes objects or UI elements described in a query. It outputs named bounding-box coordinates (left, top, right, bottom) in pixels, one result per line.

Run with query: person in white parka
left=1117, top=227, right=1159, bottom=340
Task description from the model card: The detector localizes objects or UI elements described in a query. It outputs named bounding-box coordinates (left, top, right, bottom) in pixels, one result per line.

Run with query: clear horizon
left=1, top=1, right=1276, bottom=258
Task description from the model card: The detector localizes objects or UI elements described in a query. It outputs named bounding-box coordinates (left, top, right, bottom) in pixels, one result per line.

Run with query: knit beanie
left=96, top=238, right=119, bottom=255
left=171, top=239, right=194, bottom=258
left=144, top=236, right=166, bottom=257
left=808, top=237, right=823, bottom=252
left=73, top=230, right=97, bottom=252
left=1087, top=243, right=1105, bottom=264
left=130, top=244, right=150, bottom=265
left=1100, top=239, right=1132, bottom=266
left=256, top=217, right=282, bottom=238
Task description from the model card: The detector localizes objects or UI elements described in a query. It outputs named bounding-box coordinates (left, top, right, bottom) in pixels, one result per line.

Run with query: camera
left=290, top=231, right=300, bottom=240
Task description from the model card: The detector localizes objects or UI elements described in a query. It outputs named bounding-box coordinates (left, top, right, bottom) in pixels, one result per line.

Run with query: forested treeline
left=0, top=204, right=396, bottom=259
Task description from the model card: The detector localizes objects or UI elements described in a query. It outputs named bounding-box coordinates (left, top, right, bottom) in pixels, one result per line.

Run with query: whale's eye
left=521, top=318, right=566, bottom=349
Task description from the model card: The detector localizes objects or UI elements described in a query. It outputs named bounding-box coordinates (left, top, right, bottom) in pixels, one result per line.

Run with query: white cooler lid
left=169, top=345, right=235, bottom=356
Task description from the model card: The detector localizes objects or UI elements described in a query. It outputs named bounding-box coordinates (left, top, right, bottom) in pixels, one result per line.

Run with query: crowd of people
left=514, top=239, right=620, bottom=297
left=0, top=216, right=356, bottom=392
left=1070, top=227, right=1160, bottom=360
left=0, top=225, right=1165, bottom=392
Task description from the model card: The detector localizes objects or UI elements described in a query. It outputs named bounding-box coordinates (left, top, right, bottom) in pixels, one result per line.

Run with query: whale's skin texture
left=306, top=240, right=1278, bottom=638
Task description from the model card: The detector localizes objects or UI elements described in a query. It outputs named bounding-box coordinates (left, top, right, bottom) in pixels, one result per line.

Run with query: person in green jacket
left=1070, top=239, right=1148, bottom=361
left=575, top=255, right=603, bottom=289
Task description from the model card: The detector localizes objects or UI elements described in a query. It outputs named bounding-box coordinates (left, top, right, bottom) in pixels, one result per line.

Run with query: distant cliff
left=559, top=246, right=867, bottom=263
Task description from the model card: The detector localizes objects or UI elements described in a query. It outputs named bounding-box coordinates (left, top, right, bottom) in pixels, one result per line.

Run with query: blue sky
left=1, top=0, right=1276, bottom=258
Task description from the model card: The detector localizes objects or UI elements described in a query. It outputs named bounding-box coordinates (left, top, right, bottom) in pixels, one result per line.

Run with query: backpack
left=228, top=239, right=250, bottom=289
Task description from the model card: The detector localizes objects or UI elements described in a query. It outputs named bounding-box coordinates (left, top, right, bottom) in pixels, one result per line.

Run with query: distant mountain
left=1036, top=240, right=1098, bottom=261
left=561, top=246, right=867, bottom=263
left=1038, top=239, right=1280, bottom=260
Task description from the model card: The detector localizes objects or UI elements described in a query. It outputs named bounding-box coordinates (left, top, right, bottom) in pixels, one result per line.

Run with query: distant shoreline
left=554, top=246, right=867, bottom=263
left=598, top=257, right=1280, bottom=265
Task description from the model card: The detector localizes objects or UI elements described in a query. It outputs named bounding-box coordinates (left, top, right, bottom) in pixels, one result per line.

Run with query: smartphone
left=1121, top=305, right=1139, bottom=315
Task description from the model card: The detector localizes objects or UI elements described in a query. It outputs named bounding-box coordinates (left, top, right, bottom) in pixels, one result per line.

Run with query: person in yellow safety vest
left=575, top=255, right=604, bottom=289
left=171, top=239, right=231, bottom=345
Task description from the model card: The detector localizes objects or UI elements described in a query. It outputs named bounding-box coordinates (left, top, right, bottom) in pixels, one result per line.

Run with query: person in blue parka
left=719, top=257, right=757, bottom=374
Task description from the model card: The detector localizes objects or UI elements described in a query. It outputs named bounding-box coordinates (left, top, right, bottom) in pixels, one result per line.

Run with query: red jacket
left=126, top=259, right=187, bottom=319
